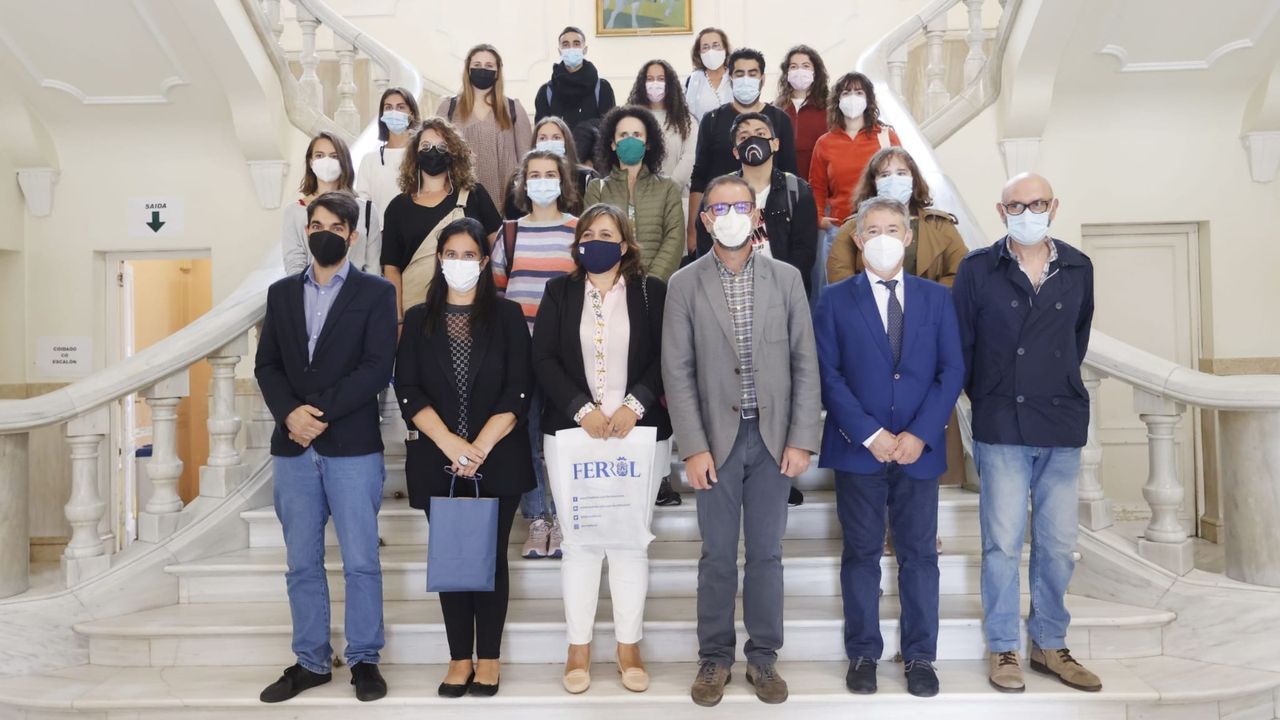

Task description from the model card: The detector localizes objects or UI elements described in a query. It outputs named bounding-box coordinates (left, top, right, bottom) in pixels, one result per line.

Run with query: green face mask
left=615, top=136, right=646, bottom=166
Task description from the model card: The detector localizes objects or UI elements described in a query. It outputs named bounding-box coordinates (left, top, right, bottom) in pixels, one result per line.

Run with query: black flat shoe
left=845, top=657, right=877, bottom=695
left=438, top=671, right=474, bottom=698
left=788, top=486, right=804, bottom=507
left=905, top=659, right=940, bottom=698
left=350, top=662, right=387, bottom=702
left=260, top=664, right=331, bottom=703
left=655, top=477, right=682, bottom=506
left=468, top=678, right=500, bottom=696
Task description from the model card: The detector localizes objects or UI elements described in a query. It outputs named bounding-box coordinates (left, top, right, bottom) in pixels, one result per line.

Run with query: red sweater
left=783, top=99, right=828, bottom=186
left=808, top=125, right=901, bottom=224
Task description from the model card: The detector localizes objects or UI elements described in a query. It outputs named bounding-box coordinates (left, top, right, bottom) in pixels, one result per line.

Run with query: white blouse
left=684, top=69, right=732, bottom=123
left=574, top=277, right=646, bottom=422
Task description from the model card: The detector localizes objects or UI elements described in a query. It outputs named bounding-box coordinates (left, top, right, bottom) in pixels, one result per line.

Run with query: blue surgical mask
left=381, top=110, right=411, bottom=135
left=535, top=139, right=566, bottom=157
left=732, top=76, right=761, bottom=105
left=876, top=175, right=914, bottom=205
left=560, top=48, right=585, bottom=69
left=1006, top=208, right=1051, bottom=246
left=526, top=177, right=562, bottom=207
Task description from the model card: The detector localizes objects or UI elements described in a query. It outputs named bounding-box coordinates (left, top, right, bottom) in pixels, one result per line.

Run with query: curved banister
left=858, top=1, right=1280, bottom=413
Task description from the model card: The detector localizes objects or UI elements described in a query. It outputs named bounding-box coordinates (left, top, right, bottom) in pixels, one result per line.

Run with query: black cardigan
left=394, top=299, right=535, bottom=506
left=531, top=274, right=672, bottom=440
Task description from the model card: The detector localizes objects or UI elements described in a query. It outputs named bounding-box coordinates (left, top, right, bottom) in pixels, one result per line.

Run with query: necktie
left=879, top=279, right=902, bottom=365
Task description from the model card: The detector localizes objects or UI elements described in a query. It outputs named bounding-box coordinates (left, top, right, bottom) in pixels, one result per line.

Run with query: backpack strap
left=447, top=96, right=457, bottom=121
left=878, top=126, right=891, bottom=149
left=783, top=172, right=799, bottom=220
left=365, top=199, right=372, bottom=237
left=507, top=97, right=516, bottom=119
left=545, top=85, right=554, bottom=107
left=594, top=78, right=602, bottom=105
left=501, top=219, right=518, bottom=270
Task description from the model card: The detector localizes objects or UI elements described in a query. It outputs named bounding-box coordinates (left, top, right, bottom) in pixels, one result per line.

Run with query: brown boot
left=988, top=651, right=1025, bottom=693
left=1030, top=645, right=1102, bottom=692
left=690, top=661, right=731, bottom=707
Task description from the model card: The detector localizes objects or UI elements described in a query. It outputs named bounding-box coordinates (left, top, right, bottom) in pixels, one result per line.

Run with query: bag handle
left=444, top=466, right=485, bottom=498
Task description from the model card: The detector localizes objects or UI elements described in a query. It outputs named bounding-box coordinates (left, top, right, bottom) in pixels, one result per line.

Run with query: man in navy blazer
left=814, top=197, right=963, bottom=698
left=255, top=192, right=397, bottom=704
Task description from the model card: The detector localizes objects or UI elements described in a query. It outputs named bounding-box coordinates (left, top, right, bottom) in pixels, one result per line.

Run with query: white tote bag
left=548, top=426, right=658, bottom=550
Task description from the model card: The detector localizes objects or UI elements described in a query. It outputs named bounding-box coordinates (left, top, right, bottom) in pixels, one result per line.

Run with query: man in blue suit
left=814, top=196, right=964, bottom=698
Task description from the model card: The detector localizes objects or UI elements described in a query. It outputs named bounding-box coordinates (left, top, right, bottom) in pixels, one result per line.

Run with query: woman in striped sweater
left=491, top=149, right=581, bottom=561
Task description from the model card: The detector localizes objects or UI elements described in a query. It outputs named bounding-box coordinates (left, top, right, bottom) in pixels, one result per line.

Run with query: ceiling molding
left=0, top=0, right=189, bottom=104
left=1097, top=2, right=1280, bottom=74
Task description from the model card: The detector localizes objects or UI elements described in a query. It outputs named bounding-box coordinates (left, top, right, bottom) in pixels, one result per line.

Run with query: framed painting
left=596, top=0, right=693, bottom=36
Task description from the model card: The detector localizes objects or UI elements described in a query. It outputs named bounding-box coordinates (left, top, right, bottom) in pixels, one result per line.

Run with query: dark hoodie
left=534, top=59, right=616, bottom=133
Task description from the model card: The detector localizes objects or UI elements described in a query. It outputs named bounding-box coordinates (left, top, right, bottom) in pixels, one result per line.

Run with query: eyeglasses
left=1001, top=199, right=1052, bottom=215
left=705, top=201, right=755, bottom=216
left=419, top=143, right=447, bottom=152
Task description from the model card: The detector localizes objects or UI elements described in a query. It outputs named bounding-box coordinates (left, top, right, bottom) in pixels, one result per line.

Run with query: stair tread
left=74, top=594, right=1174, bottom=636
left=0, top=659, right=1199, bottom=710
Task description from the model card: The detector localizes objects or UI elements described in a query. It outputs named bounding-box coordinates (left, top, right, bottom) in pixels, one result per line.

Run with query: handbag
left=548, top=426, right=659, bottom=549
left=426, top=467, right=498, bottom=592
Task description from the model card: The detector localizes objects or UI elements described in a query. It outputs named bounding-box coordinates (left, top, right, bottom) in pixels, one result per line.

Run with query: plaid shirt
left=714, top=251, right=759, bottom=417
left=1005, top=237, right=1059, bottom=293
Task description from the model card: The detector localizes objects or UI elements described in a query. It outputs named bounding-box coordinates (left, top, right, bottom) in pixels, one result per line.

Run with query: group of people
left=255, top=23, right=1099, bottom=708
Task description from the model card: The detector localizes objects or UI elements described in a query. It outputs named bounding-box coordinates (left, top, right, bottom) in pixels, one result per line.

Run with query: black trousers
left=425, top=493, right=520, bottom=660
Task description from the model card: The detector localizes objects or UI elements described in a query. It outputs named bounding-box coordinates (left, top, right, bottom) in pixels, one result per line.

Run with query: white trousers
left=545, top=434, right=671, bottom=645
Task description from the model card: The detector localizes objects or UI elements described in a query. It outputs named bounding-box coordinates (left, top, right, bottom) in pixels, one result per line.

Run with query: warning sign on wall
left=35, top=336, right=93, bottom=377
left=128, top=197, right=185, bottom=238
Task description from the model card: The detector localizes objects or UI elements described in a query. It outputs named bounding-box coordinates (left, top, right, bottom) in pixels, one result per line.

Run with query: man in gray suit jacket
left=662, top=174, right=822, bottom=707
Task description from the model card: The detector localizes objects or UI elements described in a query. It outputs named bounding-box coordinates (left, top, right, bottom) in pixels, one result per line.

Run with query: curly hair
left=774, top=45, right=830, bottom=111
left=512, top=149, right=581, bottom=215
left=851, top=146, right=933, bottom=215
left=626, top=59, right=693, bottom=140
left=595, top=105, right=667, bottom=176
left=397, top=117, right=477, bottom=195
left=828, top=72, right=885, bottom=133
left=571, top=203, right=645, bottom=282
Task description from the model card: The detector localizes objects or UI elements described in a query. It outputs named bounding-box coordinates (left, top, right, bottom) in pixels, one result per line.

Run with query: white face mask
left=441, top=259, right=481, bottom=292
left=1006, top=209, right=1051, bottom=246
left=535, top=139, right=566, bottom=157
left=526, top=177, right=562, bottom=207
left=311, top=156, right=342, bottom=183
left=876, top=175, right=914, bottom=205
left=788, top=68, right=814, bottom=91
left=645, top=81, right=666, bottom=104
left=863, top=234, right=906, bottom=274
left=712, top=210, right=753, bottom=249
left=839, top=92, right=868, bottom=119
left=701, top=48, right=726, bottom=71
left=732, top=76, right=761, bottom=105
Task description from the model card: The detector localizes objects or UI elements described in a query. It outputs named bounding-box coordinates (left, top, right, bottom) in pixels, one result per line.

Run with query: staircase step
left=0, top=658, right=1193, bottom=720
left=74, top=594, right=1172, bottom=667
left=241, top=488, right=981, bottom=548
left=166, top=536, right=1006, bottom=603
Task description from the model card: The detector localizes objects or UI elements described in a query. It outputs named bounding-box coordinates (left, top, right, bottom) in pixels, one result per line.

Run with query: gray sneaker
left=547, top=519, right=564, bottom=559
left=746, top=663, right=788, bottom=704
left=690, top=661, right=731, bottom=707
left=521, top=518, right=550, bottom=559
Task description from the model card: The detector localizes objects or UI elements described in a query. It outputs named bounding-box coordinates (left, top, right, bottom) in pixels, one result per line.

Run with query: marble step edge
left=0, top=658, right=1275, bottom=715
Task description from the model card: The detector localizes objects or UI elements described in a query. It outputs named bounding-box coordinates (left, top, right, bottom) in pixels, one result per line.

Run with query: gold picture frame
left=595, top=0, right=693, bottom=36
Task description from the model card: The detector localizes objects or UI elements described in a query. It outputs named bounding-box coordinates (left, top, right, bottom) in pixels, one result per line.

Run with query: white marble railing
left=862, top=0, right=1280, bottom=588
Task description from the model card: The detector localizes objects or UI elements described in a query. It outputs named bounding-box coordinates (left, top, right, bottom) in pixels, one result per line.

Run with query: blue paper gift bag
left=427, top=468, right=498, bottom=593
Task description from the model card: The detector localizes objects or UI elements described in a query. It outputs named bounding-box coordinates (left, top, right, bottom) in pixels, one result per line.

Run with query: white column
left=371, top=61, right=391, bottom=110
left=1219, top=409, right=1280, bottom=587
left=0, top=432, right=30, bottom=598
left=334, top=37, right=361, bottom=135
left=63, top=407, right=112, bottom=586
left=887, top=44, right=909, bottom=100
left=138, top=372, right=190, bottom=543
left=924, top=15, right=950, bottom=116
left=262, top=0, right=284, bottom=42
left=1133, top=389, right=1194, bottom=575
left=202, top=335, right=250, bottom=498
left=294, top=2, right=324, bottom=113
left=1077, top=366, right=1113, bottom=530
left=962, top=0, right=988, bottom=85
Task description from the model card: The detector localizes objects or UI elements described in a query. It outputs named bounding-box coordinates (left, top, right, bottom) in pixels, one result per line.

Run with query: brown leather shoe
left=746, top=663, right=788, bottom=704
left=988, top=651, right=1025, bottom=693
left=690, top=661, right=731, bottom=707
left=1030, top=645, right=1102, bottom=692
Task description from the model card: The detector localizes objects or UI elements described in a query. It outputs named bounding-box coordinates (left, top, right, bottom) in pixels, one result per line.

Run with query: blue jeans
left=273, top=448, right=385, bottom=673
left=836, top=465, right=940, bottom=662
left=810, top=225, right=840, bottom=312
left=519, top=390, right=556, bottom=520
left=975, top=441, right=1080, bottom=653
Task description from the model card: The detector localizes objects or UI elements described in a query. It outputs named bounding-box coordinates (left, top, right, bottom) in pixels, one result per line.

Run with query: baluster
left=371, top=61, right=391, bottom=109
left=962, top=0, right=988, bottom=84
left=887, top=44, right=908, bottom=100
left=202, top=336, right=250, bottom=498
left=0, top=432, right=30, bottom=598
left=334, top=37, right=361, bottom=135
left=294, top=2, right=324, bottom=113
left=924, top=15, right=950, bottom=116
left=138, top=372, right=189, bottom=543
left=262, top=0, right=283, bottom=42
left=1077, top=366, right=1113, bottom=530
left=63, top=406, right=112, bottom=586
left=1133, top=389, right=1194, bottom=574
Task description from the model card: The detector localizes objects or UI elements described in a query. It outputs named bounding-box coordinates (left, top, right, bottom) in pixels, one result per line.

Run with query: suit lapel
left=465, top=312, right=492, bottom=391
left=311, top=266, right=362, bottom=359
left=564, top=277, right=589, bottom=389
left=853, top=274, right=895, bottom=366
left=429, top=318, right=454, bottom=383
left=900, top=274, right=925, bottom=364
left=697, top=256, right=737, bottom=350
left=751, top=257, right=776, bottom=364
left=285, top=274, right=309, bottom=361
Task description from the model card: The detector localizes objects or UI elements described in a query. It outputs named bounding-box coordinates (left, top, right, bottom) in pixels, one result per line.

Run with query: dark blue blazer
left=254, top=265, right=397, bottom=457
left=952, top=237, right=1094, bottom=448
left=814, top=272, right=965, bottom=479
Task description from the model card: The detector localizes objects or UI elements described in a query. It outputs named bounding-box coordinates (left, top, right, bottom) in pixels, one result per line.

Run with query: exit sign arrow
left=146, top=210, right=166, bottom=233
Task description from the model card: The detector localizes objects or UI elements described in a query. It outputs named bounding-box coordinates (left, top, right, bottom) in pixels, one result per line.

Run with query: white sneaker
left=547, top=519, right=564, bottom=559
left=522, top=518, right=551, bottom=559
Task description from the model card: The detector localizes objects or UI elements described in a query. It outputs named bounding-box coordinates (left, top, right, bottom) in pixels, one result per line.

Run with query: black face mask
left=469, top=67, right=498, bottom=91
left=736, top=137, right=774, bottom=167
left=308, top=230, right=348, bottom=267
left=417, top=146, right=452, bottom=177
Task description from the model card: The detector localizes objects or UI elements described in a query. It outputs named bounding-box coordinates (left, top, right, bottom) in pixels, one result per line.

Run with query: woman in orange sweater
left=808, top=71, right=900, bottom=302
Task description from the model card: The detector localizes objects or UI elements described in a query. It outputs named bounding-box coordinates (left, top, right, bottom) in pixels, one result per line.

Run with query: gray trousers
left=696, top=418, right=790, bottom=668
